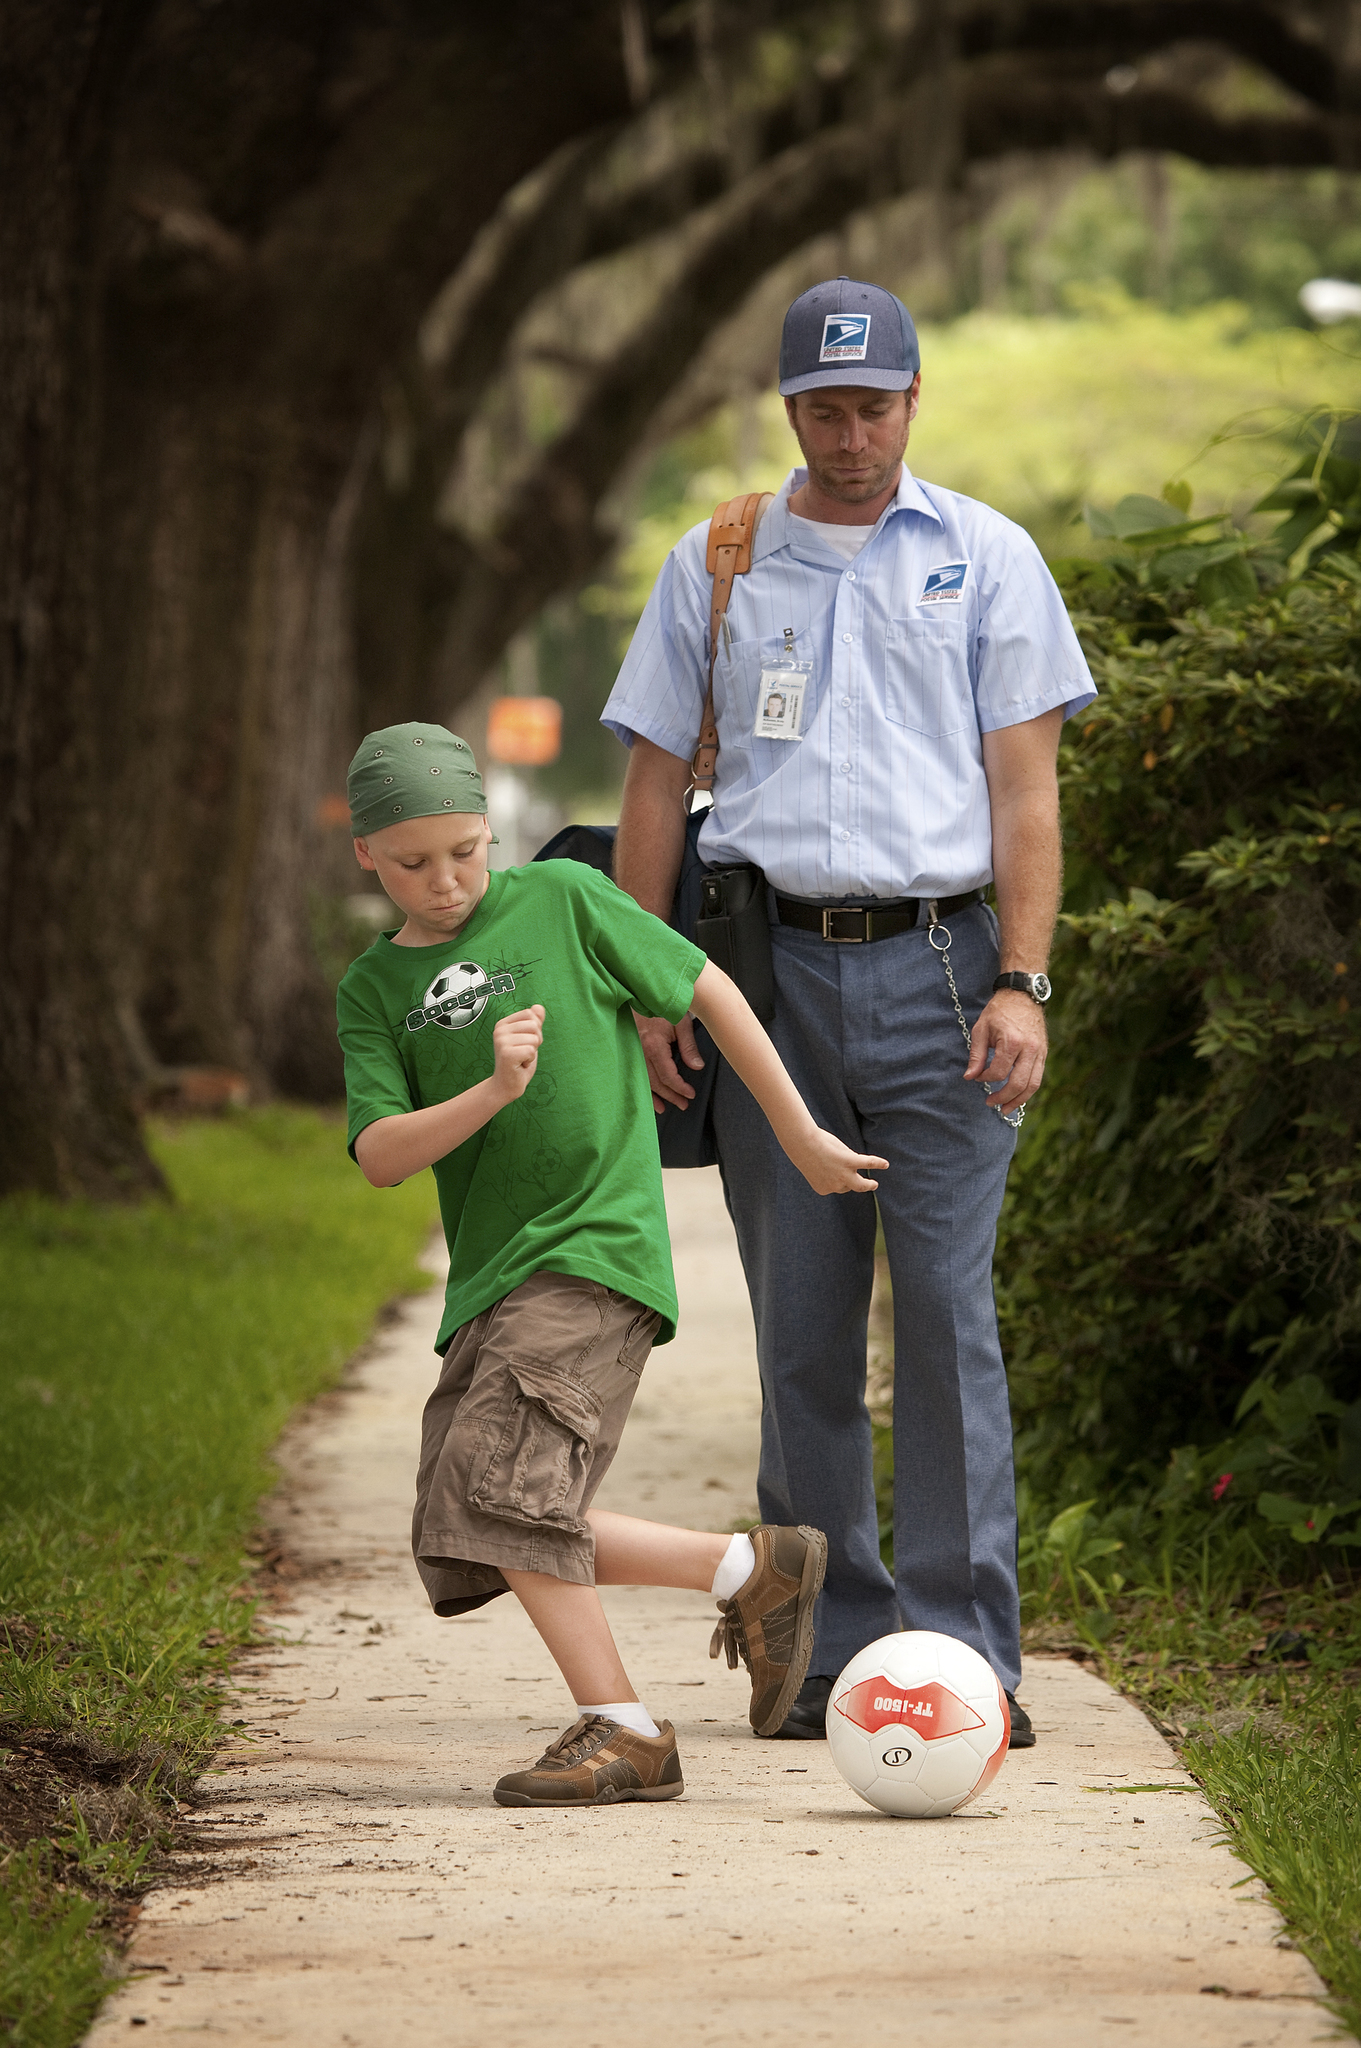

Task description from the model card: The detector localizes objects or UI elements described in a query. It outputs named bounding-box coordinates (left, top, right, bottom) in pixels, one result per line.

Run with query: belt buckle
left=822, top=907, right=870, bottom=943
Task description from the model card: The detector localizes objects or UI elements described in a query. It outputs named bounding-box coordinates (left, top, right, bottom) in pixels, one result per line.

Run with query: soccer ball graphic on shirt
left=826, top=1631, right=1009, bottom=1817
left=421, top=961, right=490, bottom=1031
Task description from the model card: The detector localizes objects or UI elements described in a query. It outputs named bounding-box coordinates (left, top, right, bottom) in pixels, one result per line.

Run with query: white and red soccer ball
left=826, top=1630, right=1010, bottom=1817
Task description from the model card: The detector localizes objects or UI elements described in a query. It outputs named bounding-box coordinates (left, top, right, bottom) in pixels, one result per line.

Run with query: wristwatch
left=993, top=971, right=1052, bottom=1005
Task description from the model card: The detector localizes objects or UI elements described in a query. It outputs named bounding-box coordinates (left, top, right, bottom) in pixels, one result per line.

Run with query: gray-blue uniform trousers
left=601, top=468, right=1096, bottom=1694
left=714, top=898, right=1020, bottom=1687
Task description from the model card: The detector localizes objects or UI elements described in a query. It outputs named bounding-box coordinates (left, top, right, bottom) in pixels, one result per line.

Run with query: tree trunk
left=0, top=0, right=165, bottom=1200
left=95, top=373, right=373, bottom=1100
left=70, top=0, right=643, bottom=1126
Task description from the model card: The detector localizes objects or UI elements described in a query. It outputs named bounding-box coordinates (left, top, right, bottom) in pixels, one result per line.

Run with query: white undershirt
left=788, top=513, right=874, bottom=563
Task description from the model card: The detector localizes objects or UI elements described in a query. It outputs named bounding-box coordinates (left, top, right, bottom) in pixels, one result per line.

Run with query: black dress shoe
left=1005, top=1690, right=1035, bottom=1747
left=767, top=1672, right=833, bottom=1739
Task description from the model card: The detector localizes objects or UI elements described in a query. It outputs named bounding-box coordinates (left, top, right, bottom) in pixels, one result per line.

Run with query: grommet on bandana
left=346, top=722, right=496, bottom=839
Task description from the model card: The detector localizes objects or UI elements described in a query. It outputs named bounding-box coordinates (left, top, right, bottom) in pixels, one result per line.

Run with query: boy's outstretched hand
left=492, top=1005, right=545, bottom=1103
left=687, top=962, right=887, bottom=1196
left=791, top=1128, right=888, bottom=1196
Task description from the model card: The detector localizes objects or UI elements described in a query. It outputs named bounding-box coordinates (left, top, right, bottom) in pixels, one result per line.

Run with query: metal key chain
left=927, top=905, right=1025, bottom=1132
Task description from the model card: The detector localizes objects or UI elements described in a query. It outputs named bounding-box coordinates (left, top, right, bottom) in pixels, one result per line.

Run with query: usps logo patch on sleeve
left=918, top=560, right=970, bottom=604
left=819, top=313, right=871, bottom=362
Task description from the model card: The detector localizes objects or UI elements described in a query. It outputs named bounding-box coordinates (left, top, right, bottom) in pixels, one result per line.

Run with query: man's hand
left=964, top=990, right=1047, bottom=1115
left=492, top=1005, right=545, bottom=1104
left=633, top=1010, right=705, bottom=1113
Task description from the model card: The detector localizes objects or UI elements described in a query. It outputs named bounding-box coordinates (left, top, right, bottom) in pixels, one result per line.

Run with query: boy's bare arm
left=354, top=1007, right=545, bottom=1187
left=688, top=962, right=886, bottom=1196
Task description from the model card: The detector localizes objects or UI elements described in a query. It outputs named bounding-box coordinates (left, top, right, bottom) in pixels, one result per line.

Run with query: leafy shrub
left=1000, top=422, right=1361, bottom=1545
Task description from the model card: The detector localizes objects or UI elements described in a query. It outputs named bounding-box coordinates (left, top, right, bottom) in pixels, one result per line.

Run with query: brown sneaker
left=492, top=1715, right=684, bottom=1807
left=709, top=1523, right=827, bottom=1737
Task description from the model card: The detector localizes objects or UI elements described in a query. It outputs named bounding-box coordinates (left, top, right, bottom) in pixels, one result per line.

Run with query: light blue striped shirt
left=602, top=466, right=1096, bottom=899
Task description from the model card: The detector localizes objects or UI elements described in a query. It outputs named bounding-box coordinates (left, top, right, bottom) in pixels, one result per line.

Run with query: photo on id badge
left=753, top=662, right=811, bottom=742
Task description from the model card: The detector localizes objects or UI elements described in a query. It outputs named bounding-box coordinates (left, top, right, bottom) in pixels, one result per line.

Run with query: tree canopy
left=5, top=0, right=1361, bottom=1198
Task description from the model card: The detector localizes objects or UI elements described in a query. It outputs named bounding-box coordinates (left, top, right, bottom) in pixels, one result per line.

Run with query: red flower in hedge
left=1211, top=1472, right=1233, bottom=1501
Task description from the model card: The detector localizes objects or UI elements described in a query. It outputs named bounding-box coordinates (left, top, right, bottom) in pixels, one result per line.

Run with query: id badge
left=753, top=659, right=812, bottom=743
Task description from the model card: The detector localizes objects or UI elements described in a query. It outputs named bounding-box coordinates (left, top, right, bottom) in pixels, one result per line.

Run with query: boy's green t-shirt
left=336, top=862, right=706, bottom=1352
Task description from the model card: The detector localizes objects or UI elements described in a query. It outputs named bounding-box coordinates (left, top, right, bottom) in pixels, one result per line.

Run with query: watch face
left=1032, top=973, right=1052, bottom=1003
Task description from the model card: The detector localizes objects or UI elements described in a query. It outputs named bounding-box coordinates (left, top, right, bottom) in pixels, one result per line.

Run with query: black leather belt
left=774, top=890, right=984, bottom=943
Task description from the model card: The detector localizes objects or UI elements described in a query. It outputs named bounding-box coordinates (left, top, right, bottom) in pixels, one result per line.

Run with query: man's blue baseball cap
left=779, top=276, right=920, bottom=396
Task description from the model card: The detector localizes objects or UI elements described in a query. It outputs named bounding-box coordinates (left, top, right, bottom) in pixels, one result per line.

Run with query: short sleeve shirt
left=337, top=863, right=705, bottom=1350
left=601, top=466, right=1097, bottom=899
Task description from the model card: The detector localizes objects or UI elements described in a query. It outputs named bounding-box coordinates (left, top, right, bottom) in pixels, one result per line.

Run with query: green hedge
left=999, top=447, right=1361, bottom=1548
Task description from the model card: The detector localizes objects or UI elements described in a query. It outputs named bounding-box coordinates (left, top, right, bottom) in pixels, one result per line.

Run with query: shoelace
left=539, top=1714, right=615, bottom=1767
left=709, top=1599, right=752, bottom=1675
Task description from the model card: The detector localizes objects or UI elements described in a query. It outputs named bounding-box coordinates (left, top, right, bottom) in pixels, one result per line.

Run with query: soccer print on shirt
left=918, top=561, right=970, bottom=605
left=819, top=313, right=871, bottom=362
left=406, top=960, right=527, bottom=1034
left=399, top=950, right=560, bottom=1220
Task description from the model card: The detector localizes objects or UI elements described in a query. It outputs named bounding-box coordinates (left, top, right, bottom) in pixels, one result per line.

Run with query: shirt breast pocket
left=883, top=613, right=972, bottom=736
left=717, top=637, right=792, bottom=750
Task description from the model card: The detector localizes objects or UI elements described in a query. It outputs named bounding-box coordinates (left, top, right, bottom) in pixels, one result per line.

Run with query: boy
left=337, top=723, right=886, bottom=1807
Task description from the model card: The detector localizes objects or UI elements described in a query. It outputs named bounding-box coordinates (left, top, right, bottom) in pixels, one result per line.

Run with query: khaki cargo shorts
left=412, top=1270, right=661, bottom=1617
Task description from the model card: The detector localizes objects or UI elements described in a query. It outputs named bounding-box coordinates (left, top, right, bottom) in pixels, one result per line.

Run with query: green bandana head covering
left=347, top=723, right=488, bottom=838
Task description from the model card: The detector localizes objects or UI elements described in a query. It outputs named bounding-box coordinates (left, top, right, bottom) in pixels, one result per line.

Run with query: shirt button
left=841, top=696, right=851, bottom=707
left=842, top=632, right=853, bottom=644
left=840, top=762, right=851, bottom=773
left=841, top=830, right=851, bottom=841
left=845, top=570, right=856, bottom=582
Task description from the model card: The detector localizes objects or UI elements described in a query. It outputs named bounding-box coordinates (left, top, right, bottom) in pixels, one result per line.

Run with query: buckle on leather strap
left=822, top=907, right=871, bottom=943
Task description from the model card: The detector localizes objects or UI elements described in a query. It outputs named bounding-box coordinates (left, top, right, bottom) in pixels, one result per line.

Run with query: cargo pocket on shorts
left=465, top=1361, right=604, bottom=1535
left=615, top=1299, right=662, bottom=1378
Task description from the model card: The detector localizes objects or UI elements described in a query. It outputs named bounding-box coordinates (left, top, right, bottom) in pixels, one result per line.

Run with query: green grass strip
left=1187, top=1696, right=1361, bottom=2040
left=1014, top=1504, right=1361, bottom=2038
left=0, top=1850, right=105, bottom=2048
left=0, top=1108, right=436, bottom=2044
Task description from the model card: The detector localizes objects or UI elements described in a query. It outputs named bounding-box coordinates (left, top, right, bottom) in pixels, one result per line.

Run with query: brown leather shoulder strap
left=690, top=490, right=774, bottom=802
left=705, top=493, right=767, bottom=576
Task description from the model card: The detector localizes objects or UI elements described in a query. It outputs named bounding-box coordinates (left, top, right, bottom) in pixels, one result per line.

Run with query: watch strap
left=993, top=971, right=1051, bottom=1003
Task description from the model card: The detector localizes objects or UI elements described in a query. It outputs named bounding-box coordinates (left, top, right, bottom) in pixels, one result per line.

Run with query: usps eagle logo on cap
left=819, top=312, right=871, bottom=362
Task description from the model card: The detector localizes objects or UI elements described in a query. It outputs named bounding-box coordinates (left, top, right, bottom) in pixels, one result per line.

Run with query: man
left=602, top=277, right=1095, bottom=1742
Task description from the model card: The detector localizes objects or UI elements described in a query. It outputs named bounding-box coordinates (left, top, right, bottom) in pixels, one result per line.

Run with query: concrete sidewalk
left=88, top=1170, right=1325, bottom=2046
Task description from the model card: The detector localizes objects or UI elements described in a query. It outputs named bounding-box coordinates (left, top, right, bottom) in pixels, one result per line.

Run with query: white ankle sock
left=710, top=1531, right=757, bottom=1603
left=577, top=1700, right=660, bottom=1739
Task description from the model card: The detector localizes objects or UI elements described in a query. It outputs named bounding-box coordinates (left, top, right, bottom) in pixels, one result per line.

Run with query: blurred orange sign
left=486, top=695, right=562, bottom=766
